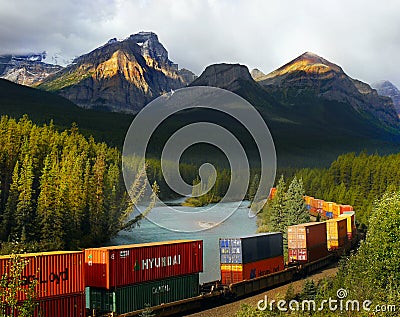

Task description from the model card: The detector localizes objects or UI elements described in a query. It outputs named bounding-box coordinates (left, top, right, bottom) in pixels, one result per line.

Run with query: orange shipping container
left=304, top=196, right=313, bottom=206
left=220, top=256, right=284, bottom=284
left=269, top=187, right=277, bottom=200
left=326, top=218, right=348, bottom=250
left=332, top=203, right=341, bottom=217
left=0, top=251, right=84, bottom=300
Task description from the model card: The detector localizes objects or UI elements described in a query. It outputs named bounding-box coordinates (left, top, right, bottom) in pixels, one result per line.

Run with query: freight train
left=0, top=192, right=359, bottom=317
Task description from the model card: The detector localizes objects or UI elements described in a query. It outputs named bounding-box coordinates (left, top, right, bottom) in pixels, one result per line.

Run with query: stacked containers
left=85, top=240, right=203, bottom=314
left=304, top=196, right=313, bottom=208
left=0, top=251, right=85, bottom=317
left=219, top=233, right=284, bottom=284
left=326, top=218, right=348, bottom=250
left=339, top=211, right=356, bottom=240
left=288, top=222, right=329, bottom=263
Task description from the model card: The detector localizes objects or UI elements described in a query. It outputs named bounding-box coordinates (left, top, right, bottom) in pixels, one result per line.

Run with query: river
left=110, top=199, right=257, bottom=283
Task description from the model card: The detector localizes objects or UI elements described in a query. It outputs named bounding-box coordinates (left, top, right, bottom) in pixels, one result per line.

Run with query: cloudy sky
left=1, top=0, right=399, bottom=87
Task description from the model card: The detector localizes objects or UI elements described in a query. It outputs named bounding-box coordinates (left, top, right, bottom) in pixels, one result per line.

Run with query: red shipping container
left=220, top=256, right=284, bottom=284
left=0, top=251, right=84, bottom=300
left=7, top=293, right=86, bottom=317
left=85, top=240, right=203, bottom=289
left=339, top=205, right=353, bottom=215
left=288, top=244, right=328, bottom=263
left=37, top=293, right=86, bottom=317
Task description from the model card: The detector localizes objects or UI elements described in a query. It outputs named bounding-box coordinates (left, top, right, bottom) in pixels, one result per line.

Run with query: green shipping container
left=86, top=274, right=199, bottom=314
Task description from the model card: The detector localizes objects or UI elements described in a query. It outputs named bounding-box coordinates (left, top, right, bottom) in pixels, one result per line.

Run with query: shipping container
left=322, top=201, right=333, bottom=212
left=6, top=293, right=85, bottom=317
left=339, top=205, right=353, bottom=215
left=339, top=213, right=356, bottom=240
left=332, top=203, right=341, bottom=217
left=326, top=218, right=348, bottom=250
left=268, top=187, right=277, bottom=200
left=85, top=240, right=203, bottom=289
left=86, top=274, right=199, bottom=314
left=304, top=196, right=313, bottom=206
left=287, top=222, right=326, bottom=249
left=288, top=244, right=329, bottom=263
left=326, top=212, right=333, bottom=219
left=306, top=204, right=311, bottom=210
left=288, top=222, right=328, bottom=263
left=220, top=256, right=284, bottom=284
left=0, top=251, right=84, bottom=300
left=219, top=233, right=283, bottom=264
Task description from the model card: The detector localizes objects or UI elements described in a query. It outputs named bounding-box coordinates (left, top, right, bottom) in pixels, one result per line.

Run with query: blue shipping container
left=306, top=205, right=311, bottom=210
left=326, top=212, right=333, bottom=218
left=219, top=233, right=283, bottom=264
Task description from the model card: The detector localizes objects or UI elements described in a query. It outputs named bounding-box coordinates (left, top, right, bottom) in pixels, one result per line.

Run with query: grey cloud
left=0, top=0, right=399, bottom=87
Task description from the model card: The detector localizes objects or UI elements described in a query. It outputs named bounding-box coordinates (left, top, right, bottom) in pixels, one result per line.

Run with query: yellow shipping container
left=332, top=203, right=341, bottom=217
left=327, top=202, right=334, bottom=212
left=326, top=218, right=347, bottom=250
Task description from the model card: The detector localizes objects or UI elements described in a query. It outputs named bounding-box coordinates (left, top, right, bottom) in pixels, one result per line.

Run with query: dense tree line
left=0, top=116, right=131, bottom=251
left=257, top=176, right=309, bottom=253
left=293, top=152, right=400, bottom=226
left=235, top=189, right=400, bottom=317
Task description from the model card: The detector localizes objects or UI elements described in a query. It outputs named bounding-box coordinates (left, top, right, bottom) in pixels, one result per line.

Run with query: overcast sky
left=1, top=0, right=399, bottom=87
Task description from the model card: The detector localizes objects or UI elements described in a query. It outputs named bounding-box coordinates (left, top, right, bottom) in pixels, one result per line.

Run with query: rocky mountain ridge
left=0, top=52, right=63, bottom=86
left=39, top=32, right=195, bottom=113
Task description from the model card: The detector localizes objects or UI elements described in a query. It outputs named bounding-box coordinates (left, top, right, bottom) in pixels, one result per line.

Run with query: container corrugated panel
left=339, top=213, right=356, bottom=240
left=288, top=244, right=329, bottom=263
left=287, top=222, right=327, bottom=250
left=219, top=233, right=283, bottom=264
left=85, top=240, right=203, bottom=289
left=8, top=293, right=86, bottom=317
left=0, top=251, right=84, bottom=300
left=86, top=274, right=199, bottom=314
left=326, top=218, right=348, bottom=250
left=332, top=203, right=341, bottom=217
left=220, top=256, right=284, bottom=284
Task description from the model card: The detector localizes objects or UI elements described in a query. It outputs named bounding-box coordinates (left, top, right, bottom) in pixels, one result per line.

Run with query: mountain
left=255, top=52, right=399, bottom=132
left=250, top=68, right=267, bottom=81
left=0, top=79, right=132, bottom=147
left=190, top=61, right=400, bottom=166
left=0, top=52, right=63, bottom=86
left=373, top=80, right=400, bottom=116
left=39, top=32, right=192, bottom=113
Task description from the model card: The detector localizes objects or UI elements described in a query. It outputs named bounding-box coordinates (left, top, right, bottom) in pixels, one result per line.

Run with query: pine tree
left=268, top=175, right=287, bottom=233
left=1, top=162, right=19, bottom=241
left=248, top=173, right=259, bottom=202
